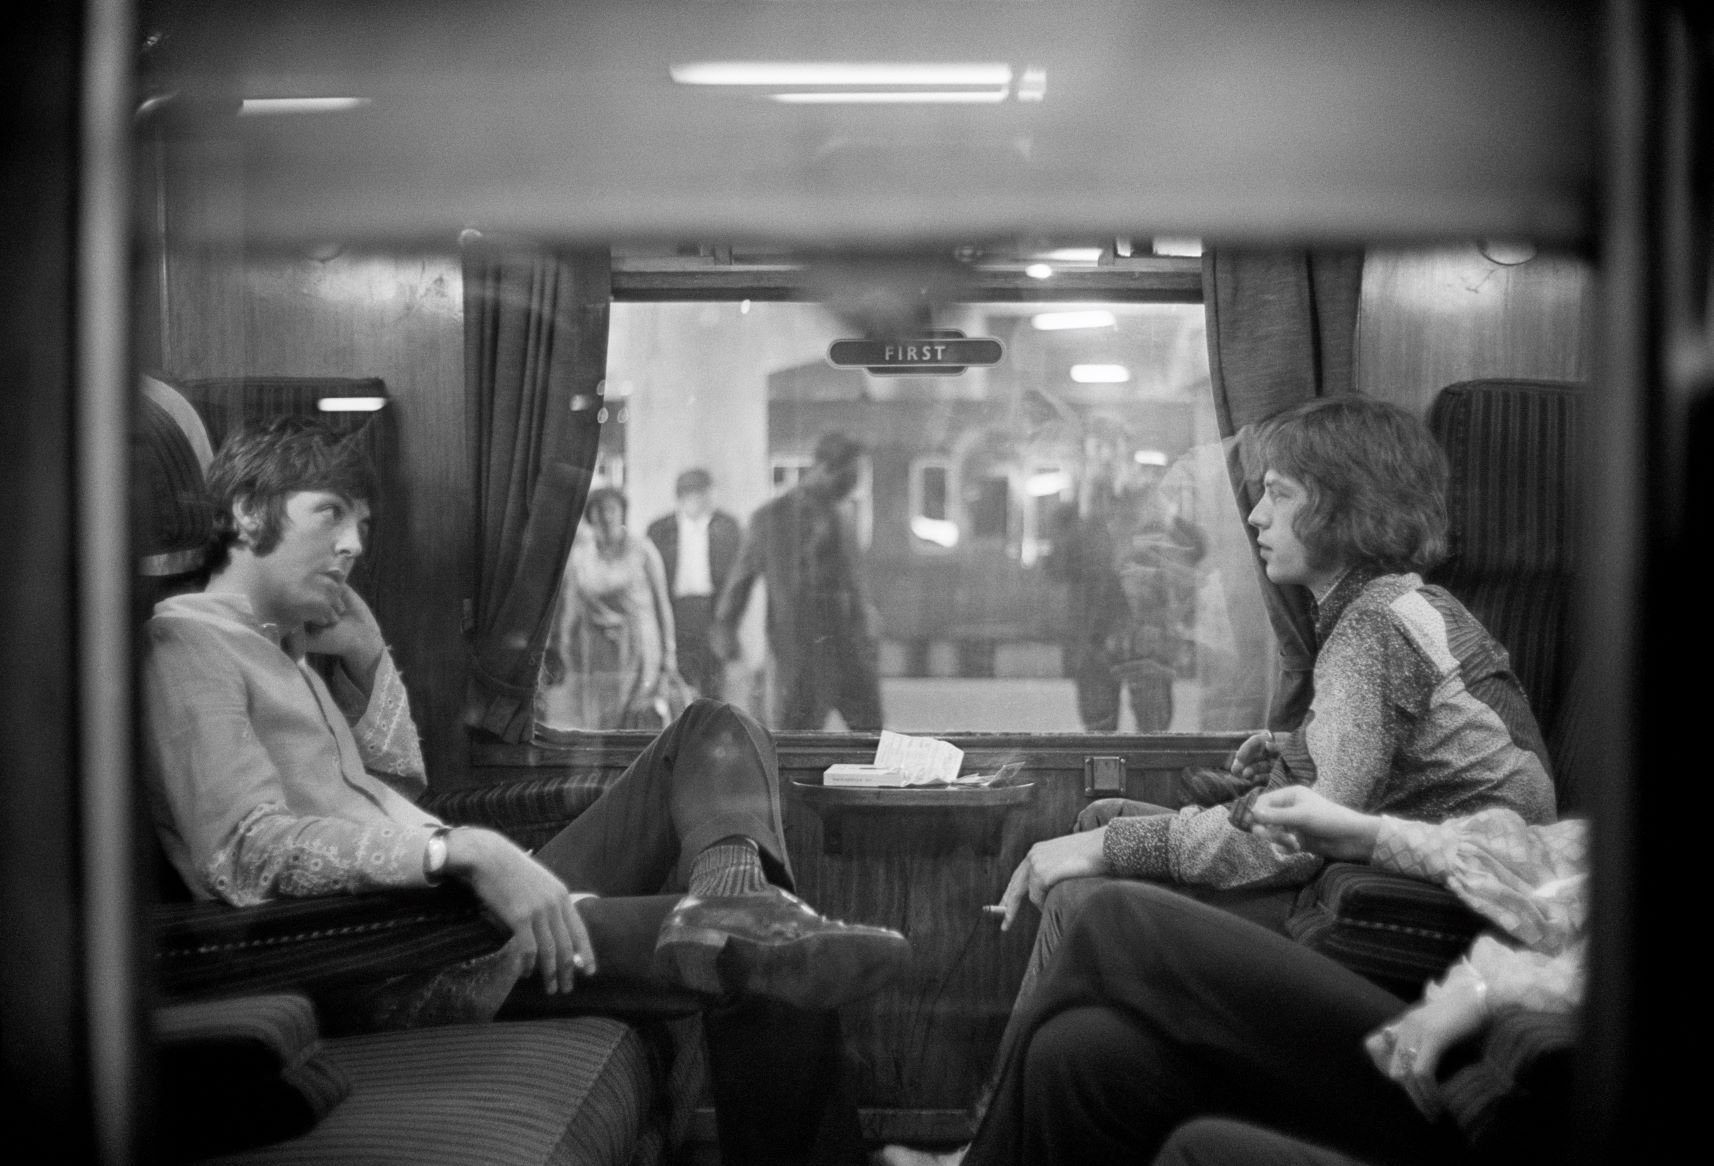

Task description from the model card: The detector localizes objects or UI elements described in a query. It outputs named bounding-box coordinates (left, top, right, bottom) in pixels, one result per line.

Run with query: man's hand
left=994, top=829, right=1110, bottom=931
left=301, top=584, right=387, bottom=694
left=1364, top=976, right=1491, bottom=1117
left=1229, top=729, right=1279, bottom=782
left=1248, top=785, right=1381, bottom=862
left=444, top=828, right=597, bottom=995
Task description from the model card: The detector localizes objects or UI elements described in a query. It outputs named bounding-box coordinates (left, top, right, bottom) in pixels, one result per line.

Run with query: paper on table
left=875, top=729, right=964, bottom=786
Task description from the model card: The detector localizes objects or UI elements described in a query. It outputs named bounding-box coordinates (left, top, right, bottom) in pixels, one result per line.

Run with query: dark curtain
left=1202, top=248, right=1364, bottom=730
left=463, top=236, right=609, bottom=741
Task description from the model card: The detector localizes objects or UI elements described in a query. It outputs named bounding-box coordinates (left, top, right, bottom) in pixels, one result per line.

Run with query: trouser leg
left=522, top=701, right=865, bottom=1163
left=777, top=651, right=832, bottom=730
left=1021, top=1006, right=1217, bottom=1165
left=833, top=626, right=883, bottom=732
left=1152, top=1118, right=1381, bottom=1166
left=673, top=595, right=722, bottom=699
left=531, top=697, right=794, bottom=895
left=1073, top=644, right=1120, bottom=731
left=966, top=881, right=1458, bottom=1166
left=703, top=1000, right=867, bottom=1166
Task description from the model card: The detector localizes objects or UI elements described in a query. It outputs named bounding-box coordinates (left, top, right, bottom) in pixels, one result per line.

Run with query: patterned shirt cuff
left=1370, top=815, right=1453, bottom=883
left=1103, top=814, right=1173, bottom=879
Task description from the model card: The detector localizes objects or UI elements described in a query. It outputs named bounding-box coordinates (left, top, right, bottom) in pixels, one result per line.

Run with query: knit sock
left=687, top=836, right=769, bottom=899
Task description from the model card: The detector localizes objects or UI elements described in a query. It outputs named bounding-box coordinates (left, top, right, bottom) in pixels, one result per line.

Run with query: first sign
left=827, top=335, right=1005, bottom=376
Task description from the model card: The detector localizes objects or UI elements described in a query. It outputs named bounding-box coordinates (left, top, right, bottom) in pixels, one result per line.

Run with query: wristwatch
left=424, top=826, right=452, bottom=884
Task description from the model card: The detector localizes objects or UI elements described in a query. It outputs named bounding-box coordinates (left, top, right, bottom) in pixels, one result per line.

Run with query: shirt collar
left=160, top=590, right=295, bottom=654
left=1311, top=564, right=1382, bottom=645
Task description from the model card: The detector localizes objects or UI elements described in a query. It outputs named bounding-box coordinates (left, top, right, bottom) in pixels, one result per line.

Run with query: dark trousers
left=672, top=594, right=723, bottom=700
left=1153, top=1118, right=1379, bottom=1166
left=777, top=623, right=882, bottom=731
left=515, top=699, right=865, bottom=1166
left=963, top=881, right=1466, bottom=1166
left=1073, top=649, right=1173, bottom=732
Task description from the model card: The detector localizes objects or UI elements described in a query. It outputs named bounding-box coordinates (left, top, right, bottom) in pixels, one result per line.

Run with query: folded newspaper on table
left=823, top=730, right=1020, bottom=788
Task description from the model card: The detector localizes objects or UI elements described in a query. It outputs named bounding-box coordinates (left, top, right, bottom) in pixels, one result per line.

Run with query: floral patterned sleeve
left=143, top=618, right=436, bottom=906
left=1372, top=811, right=1588, bottom=951
left=329, top=650, right=427, bottom=799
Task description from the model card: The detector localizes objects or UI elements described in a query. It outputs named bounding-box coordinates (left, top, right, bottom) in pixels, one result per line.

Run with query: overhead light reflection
left=1070, top=364, right=1130, bottom=383
left=317, top=397, right=388, bottom=412
left=1032, top=309, right=1116, bottom=331
left=1026, top=471, right=1072, bottom=497
left=911, top=516, right=960, bottom=548
left=1025, top=263, right=1054, bottom=279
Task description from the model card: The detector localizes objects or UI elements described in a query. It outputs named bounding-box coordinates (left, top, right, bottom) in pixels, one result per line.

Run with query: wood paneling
left=1357, top=246, right=1596, bottom=414
left=475, top=729, right=1244, bottom=1113
left=148, top=137, right=474, bottom=784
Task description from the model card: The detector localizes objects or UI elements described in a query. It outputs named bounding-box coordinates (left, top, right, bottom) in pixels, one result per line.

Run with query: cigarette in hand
left=981, top=904, right=1006, bottom=919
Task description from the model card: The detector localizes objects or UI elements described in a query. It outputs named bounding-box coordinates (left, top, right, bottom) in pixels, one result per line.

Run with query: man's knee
left=675, top=698, right=771, bottom=760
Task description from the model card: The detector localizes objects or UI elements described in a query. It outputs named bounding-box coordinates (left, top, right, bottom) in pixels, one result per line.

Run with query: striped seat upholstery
left=1428, top=378, right=1582, bottom=800
left=201, top=1016, right=661, bottom=1166
left=1288, top=380, right=1584, bottom=997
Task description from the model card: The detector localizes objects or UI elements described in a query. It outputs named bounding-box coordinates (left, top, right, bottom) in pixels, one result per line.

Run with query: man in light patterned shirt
left=141, top=415, right=906, bottom=1166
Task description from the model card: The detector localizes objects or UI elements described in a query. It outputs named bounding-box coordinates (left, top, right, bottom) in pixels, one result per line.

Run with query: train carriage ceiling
left=140, top=0, right=1597, bottom=248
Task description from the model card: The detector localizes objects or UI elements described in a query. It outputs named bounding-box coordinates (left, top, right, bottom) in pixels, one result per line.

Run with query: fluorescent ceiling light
left=772, top=89, right=1009, bottom=104
left=1031, top=309, right=1116, bottom=331
left=240, top=97, right=370, bottom=116
left=1025, top=263, right=1054, bottom=279
left=671, top=62, right=1013, bottom=87
left=1038, top=248, right=1104, bottom=263
left=317, top=396, right=388, bottom=412
left=1070, top=364, right=1130, bottom=384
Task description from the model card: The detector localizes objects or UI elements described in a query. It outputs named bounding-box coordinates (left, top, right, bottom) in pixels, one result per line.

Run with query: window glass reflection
left=536, top=300, right=1276, bottom=734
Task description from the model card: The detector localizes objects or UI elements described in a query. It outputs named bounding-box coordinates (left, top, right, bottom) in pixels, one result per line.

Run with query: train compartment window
left=581, top=297, right=1277, bottom=734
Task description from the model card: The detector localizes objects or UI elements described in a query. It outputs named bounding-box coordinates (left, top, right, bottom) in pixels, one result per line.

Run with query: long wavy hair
left=1256, top=396, right=1449, bottom=575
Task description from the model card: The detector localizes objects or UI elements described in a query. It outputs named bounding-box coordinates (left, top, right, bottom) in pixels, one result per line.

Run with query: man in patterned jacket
left=140, top=415, right=907, bottom=1166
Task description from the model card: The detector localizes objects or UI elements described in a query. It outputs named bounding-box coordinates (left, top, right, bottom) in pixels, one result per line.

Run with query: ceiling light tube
left=316, top=396, right=389, bottom=412
left=239, top=97, right=370, bottom=116
left=772, top=89, right=1009, bottom=104
left=671, top=62, right=1013, bottom=87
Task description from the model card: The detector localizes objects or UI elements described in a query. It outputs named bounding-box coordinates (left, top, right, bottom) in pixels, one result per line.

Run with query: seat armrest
left=1286, top=862, right=1487, bottom=996
left=154, top=883, right=507, bottom=1000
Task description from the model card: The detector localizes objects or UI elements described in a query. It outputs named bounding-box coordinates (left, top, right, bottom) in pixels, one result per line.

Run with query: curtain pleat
left=1202, top=248, right=1364, bottom=730
left=463, top=237, right=609, bottom=742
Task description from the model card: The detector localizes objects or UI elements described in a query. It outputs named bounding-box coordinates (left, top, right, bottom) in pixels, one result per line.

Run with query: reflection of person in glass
left=647, top=468, right=743, bottom=701
left=539, top=486, right=677, bottom=731
left=1042, top=499, right=1135, bottom=731
left=712, top=432, right=883, bottom=731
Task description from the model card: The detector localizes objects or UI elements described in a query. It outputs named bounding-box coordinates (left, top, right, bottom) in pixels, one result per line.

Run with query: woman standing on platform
left=540, top=486, right=678, bottom=731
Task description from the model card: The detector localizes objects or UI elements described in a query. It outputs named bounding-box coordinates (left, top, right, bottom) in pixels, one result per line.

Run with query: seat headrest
left=135, top=388, right=212, bottom=580
left=1428, top=379, right=1581, bottom=579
